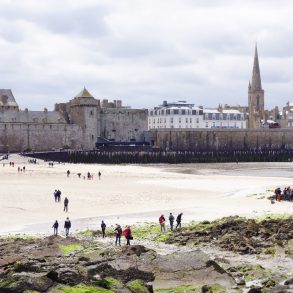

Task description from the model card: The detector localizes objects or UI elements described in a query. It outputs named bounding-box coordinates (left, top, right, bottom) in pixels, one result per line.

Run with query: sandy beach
left=0, top=154, right=292, bottom=234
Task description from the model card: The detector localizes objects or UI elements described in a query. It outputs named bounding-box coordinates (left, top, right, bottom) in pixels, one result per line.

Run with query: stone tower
left=68, top=88, right=98, bottom=150
left=248, top=45, right=265, bottom=128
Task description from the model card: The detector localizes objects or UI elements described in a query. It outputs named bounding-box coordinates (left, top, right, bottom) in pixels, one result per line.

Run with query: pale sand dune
left=0, top=154, right=292, bottom=234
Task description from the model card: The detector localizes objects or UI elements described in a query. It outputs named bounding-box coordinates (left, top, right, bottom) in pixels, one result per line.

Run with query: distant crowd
left=274, top=187, right=293, bottom=202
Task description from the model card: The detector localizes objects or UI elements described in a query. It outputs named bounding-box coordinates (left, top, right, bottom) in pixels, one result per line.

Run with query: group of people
left=69, top=170, right=102, bottom=180
left=53, top=189, right=69, bottom=211
left=99, top=221, right=133, bottom=246
left=159, top=212, right=183, bottom=232
left=274, top=187, right=293, bottom=202
left=114, top=224, right=132, bottom=246
left=52, top=217, right=71, bottom=236
left=17, top=166, right=26, bottom=172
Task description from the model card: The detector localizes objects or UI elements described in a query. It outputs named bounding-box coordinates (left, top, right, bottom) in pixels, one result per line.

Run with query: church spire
left=251, top=44, right=262, bottom=91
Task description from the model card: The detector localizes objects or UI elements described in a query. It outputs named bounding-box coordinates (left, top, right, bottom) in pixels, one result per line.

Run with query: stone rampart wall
left=0, top=123, right=83, bottom=152
left=148, top=128, right=293, bottom=151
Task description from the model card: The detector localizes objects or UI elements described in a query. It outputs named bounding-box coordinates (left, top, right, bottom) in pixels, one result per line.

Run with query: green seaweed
left=58, top=243, right=84, bottom=255
left=52, top=283, right=116, bottom=293
left=127, top=279, right=149, bottom=293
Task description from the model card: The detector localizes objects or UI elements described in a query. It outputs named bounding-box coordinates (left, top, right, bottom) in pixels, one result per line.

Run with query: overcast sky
left=0, top=0, right=293, bottom=110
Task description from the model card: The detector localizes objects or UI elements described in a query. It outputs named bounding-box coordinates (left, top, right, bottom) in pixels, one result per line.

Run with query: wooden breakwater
left=23, top=149, right=293, bottom=164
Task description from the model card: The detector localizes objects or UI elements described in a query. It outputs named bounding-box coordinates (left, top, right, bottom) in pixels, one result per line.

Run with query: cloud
left=0, top=0, right=292, bottom=110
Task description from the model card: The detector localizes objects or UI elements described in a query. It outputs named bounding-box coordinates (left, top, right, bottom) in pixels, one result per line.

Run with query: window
left=192, top=110, right=197, bottom=115
left=212, top=114, right=216, bottom=120
left=205, top=114, right=209, bottom=120
left=181, top=109, right=186, bottom=115
left=174, top=109, right=179, bottom=114
left=190, top=118, right=192, bottom=123
left=196, top=118, right=199, bottom=123
left=166, top=110, right=170, bottom=115
left=219, top=114, right=223, bottom=120
left=212, top=122, right=215, bottom=127
left=186, top=118, right=188, bottom=123
left=170, top=117, right=174, bottom=123
left=205, top=122, right=208, bottom=128
left=179, top=118, right=181, bottom=123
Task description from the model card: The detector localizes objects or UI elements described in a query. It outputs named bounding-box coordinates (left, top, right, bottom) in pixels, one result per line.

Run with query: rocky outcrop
left=166, top=216, right=293, bottom=255
left=0, top=236, right=234, bottom=292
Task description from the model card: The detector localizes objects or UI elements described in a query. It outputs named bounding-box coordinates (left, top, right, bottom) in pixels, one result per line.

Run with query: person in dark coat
left=52, top=220, right=59, bottom=236
left=54, top=190, right=58, bottom=202
left=64, top=197, right=69, bottom=212
left=169, top=213, right=175, bottom=231
left=64, top=217, right=71, bottom=236
left=114, top=224, right=122, bottom=246
left=101, top=220, right=106, bottom=238
left=176, top=213, right=183, bottom=230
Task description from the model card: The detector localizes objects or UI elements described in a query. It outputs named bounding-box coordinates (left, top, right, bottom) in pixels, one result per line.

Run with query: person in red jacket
left=159, top=214, right=166, bottom=232
left=123, top=226, right=132, bottom=246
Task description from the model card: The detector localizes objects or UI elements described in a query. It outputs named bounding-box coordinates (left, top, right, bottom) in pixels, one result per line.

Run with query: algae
left=52, top=283, right=116, bottom=293
left=58, top=243, right=84, bottom=255
left=127, top=279, right=149, bottom=293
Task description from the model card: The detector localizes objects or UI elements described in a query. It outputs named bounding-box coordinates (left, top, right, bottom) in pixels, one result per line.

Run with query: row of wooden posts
left=25, top=149, right=293, bottom=164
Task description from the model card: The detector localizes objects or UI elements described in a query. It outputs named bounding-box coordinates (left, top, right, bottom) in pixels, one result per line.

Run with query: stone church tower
left=248, top=45, right=265, bottom=128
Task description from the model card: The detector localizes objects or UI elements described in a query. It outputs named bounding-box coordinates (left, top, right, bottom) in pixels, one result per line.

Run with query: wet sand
left=0, top=155, right=292, bottom=234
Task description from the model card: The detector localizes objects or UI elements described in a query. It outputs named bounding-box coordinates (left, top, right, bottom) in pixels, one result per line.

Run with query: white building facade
left=203, top=109, right=246, bottom=129
left=148, top=101, right=247, bottom=130
left=148, top=101, right=204, bottom=129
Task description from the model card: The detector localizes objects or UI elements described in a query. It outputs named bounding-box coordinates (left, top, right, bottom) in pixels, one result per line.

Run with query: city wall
left=147, top=128, right=293, bottom=151
left=0, top=123, right=83, bottom=152
left=98, top=108, right=148, bottom=142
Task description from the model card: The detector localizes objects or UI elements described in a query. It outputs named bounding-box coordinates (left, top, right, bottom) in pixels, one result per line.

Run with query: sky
left=0, top=0, right=293, bottom=110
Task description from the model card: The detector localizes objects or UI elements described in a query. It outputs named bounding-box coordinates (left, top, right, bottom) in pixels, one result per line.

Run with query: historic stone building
left=0, top=88, right=148, bottom=152
left=248, top=45, right=265, bottom=128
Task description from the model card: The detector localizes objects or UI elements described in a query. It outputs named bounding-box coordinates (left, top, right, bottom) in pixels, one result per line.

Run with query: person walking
left=123, top=226, right=132, bottom=246
left=176, top=213, right=183, bottom=230
left=159, top=214, right=166, bottom=232
left=98, top=171, right=101, bottom=180
left=52, top=220, right=59, bottom=236
left=64, top=217, right=71, bottom=236
left=114, top=224, right=122, bottom=246
left=57, top=190, right=61, bottom=202
left=101, top=220, right=106, bottom=238
left=67, top=170, right=70, bottom=177
left=54, top=190, right=58, bottom=202
left=64, top=197, right=69, bottom=212
left=169, top=212, right=175, bottom=231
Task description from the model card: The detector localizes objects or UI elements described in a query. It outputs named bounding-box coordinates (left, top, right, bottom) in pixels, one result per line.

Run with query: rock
left=262, top=278, right=276, bottom=288
left=46, top=270, right=59, bottom=281
left=10, top=272, right=54, bottom=292
left=284, top=278, right=293, bottom=285
left=56, top=268, right=84, bottom=285
left=121, top=245, right=149, bottom=256
left=269, top=285, right=292, bottom=292
left=236, top=278, right=246, bottom=285
left=247, top=287, right=262, bottom=293
left=201, top=285, right=213, bottom=292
